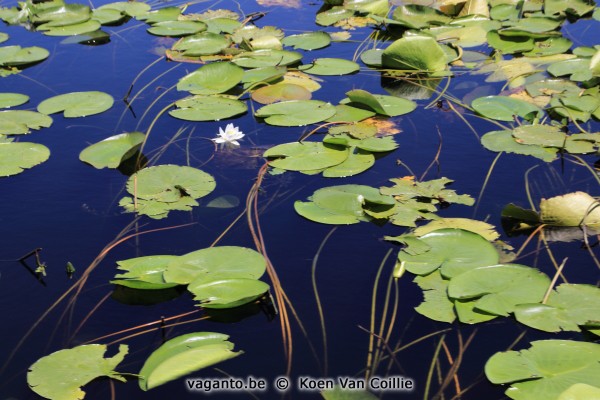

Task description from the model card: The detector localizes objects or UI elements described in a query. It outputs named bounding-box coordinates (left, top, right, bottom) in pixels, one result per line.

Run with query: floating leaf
left=298, top=58, right=359, bottom=75
left=139, top=332, right=241, bottom=390
left=79, top=132, right=145, bottom=169
left=38, top=91, right=114, bottom=118
left=137, top=6, right=181, bottom=23
left=485, top=340, right=600, bottom=400
left=34, top=4, right=91, bottom=27
left=0, top=142, right=50, bottom=177
left=544, top=0, right=596, bottom=16
left=177, top=62, right=243, bottom=95
left=414, top=270, right=455, bottom=323
left=397, top=229, right=499, bottom=277
left=282, top=31, right=331, bottom=50
left=169, top=96, right=247, bottom=121
left=147, top=20, right=207, bottom=37
left=327, top=105, right=376, bottom=123
left=232, top=49, right=302, bottom=68
left=414, top=218, right=500, bottom=241
left=28, top=344, right=128, bottom=400
left=391, top=5, right=451, bottom=29
left=188, top=278, right=270, bottom=308
left=264, top=142, right=347, bottom=171
left=97, top=2, right=151, bottom=17
left=540, top=192, right=600, bottom=227
left=164, top=246, right=266, bottom=285
left=514, top=284, right=600, bottom=332
left=558, top=384, right=600, bottom=400
left=91, top=8, right=124, bottom=25
left=0, top=92, right=28, bottom=108
left=481, top=130, right=558, bottom=162
left=321, top=149, right=375, bottom=177
left=120, top=165, right=216, bottom=219
left=547, top=58, right=592, bottom=82
left=472, top=96, right=543, bottom=121
left=448, top=264, right=550, bottom=316
left=40, top=20, right=101, bottom=36
left=255, top=100, right=336, bottom=126
left=343, top=89, right=416, bottom=117
left=0, top=110, right=53, bottom=135
left=281, top=71, right=322, bottom=92
left=316, top=7, right=355, bottom=26
left=112, top=255, right=179, bottom=290
left=0, top=45, right=49, bottom=66
left=251, top=83, right=311, bottom=104
left=241, top=66, right=286, bottom=88
left=172, top=32, right=231, bottom=56
left=382, top=36, right=447, bottom=72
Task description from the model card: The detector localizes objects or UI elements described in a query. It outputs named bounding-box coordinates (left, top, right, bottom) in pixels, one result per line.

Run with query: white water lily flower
left=213, top=124, right=244, bottom=146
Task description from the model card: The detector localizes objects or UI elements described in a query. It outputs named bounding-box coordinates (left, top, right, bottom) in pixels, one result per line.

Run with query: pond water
left=1, top=0, right=599, bottom=399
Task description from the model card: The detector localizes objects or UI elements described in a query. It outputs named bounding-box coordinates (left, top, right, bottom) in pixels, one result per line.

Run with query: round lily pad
left=232, top=49, right=302, bottom=68
left=169, top=96, right=247, bottom=121
left=472, top=95, right=542, bottom=121
left=40, top=20, right=101, bottom=36
left=382, top=36, right=447, bottom=72
left=250, top=83, right=311, bottom=104
left=147, top=20, right=207, bottom=37
left=188, top=278, right=270, bottom=309
left=282, top=31, right=331, bottom=50
left=298, top=58, right=360, bottom=75
left=263, top=141, right=348, bottom=171
left=0, top=110, right=53, bottom=135
left=177, top=62, right=243, bottom=95
left=343, top=89, right=417, bottom=117
left=0, top=45, right=50, bottom=66
left=37, top=91, right=114, bottom=118
left=0, top=142, right=50, bottom=177
left=254, top=100, right=336, bottom=126
left=172, top=32, right=231, bottom=56
left=0, top=93, right=29, bottom=108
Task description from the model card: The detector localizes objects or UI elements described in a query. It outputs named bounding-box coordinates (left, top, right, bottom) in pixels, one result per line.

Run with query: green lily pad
left=316, top=7, right=355, bottom=26
left=360, top=49, right=383, bottom=67
left=137, top=6, right=181, bottom=23
left=188, top=278, right=270, bottom=309
left=255, top=100, right=336, bottom=126
left=512, top=124, right=566, bottom=147
left=164, top=246, right=267, bottom=285
left=112, top=255, right=179, bottom=290
left=413, top=270, right=455, bottom=323
left=169, top=96, right=247, bottom=121
left=0, top=142, right=50, bottom=177
left=0, top=110, right=53, bottom=135
left=447, top=264, right=550, bottom=316
left=0, top=93, right=28, bottom=108
left=231, top=25, right=284, bottom=44
left=241, top=66, right=286, bottom=89
left=544, top=0, right=596, bottom=16
left=414, top=218, right=500, bottom=241
left=204, top=18, right=242, bottom=34
left=397, top=229, right=499, bottom=277
left=177, top=62, right=243, bottom=95
left=37, top=91, right=113, bottom=118
left=264, top=141, right=348, bottom=171
left=382, top=36, right=447, bottom=72
left=321, top=149, right=375, bottom=178
left=96, top=2, right=151, bottom=17
left=298, top=58, right=359, bottom=76
left=487, top=30, right=534, bottom=54
left=526, top=78, right=581, bottom=97
left=326, top=105, right=376, bottom=122
left=547, top=58, right=592, bottom=82
left=391, top=5, right=451, bottom=29
left=472, top=95, right=543, bottom=121
left=282, top=31, right=331, bottom=50
left=514, top=284, right=600, bottom=332
left=485, top=340, right=600, bottom=400
left=91, top=8, right=125, bottom=25
left=33, top=4, right=91, bottom=27
left=120, top=164, right=216, bottom=219
left=232, top=49, right=302, bottom=68
left=251, top=83, right=311, bottom=104
left=27, top=344, right=128, bottom=400
left=0, top=45, right=50, bottom=66
left=323, top=133, right=397, bottom=152
left=328, top=122, right=377, bottom=139
left=343, top=89, right=416, bottom=117
left=139, top=332, right=241, bottom=390
left=147, top=20, right=207, bottom=37
left=481, top=130, right=558, bottom=162
left=524, top=37, right=572, bottom=57
left=40, top=20, right=101, bottom=36
left=79, top=131, right=145, bottom=169
left=172, top=32, right=231, bottom=56
left=558, top=384, right=600, bottom=400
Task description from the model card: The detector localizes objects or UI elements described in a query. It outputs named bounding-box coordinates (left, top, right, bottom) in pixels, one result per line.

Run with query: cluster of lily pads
left=1, top=0, right=599, bottom=398
left=111, top=245, right=270, bottom=309
left=27, top=332, right=242, bottom=398
left=293, top=177, right=473, bottom=226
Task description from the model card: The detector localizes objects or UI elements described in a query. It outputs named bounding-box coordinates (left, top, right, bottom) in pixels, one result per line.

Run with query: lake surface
left=1, top=0, right=599, bottom=399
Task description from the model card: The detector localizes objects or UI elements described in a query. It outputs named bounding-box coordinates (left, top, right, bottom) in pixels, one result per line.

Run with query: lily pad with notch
left=147, top=20, right=207, bottom=37
left=188, top=278, right=270, bottom=309
left=255, top=100, right=336, bottom=126
left=263, top=141, right=348, bottom=171
left=37, top=91, right=114, bottom=118
left=171, top=32, right=231, bottom=56
left=282, top=31, right=331, bottom=50
left=0, top=45, right=50, bottom=67
left=341, top=89, right=416, bottom=117
left=0, top=110, right=53, bottom=135
left=232, top=49, right=302, bottom=68
left=298, top=58, right=359, bottom=76
left=0, top=142, right=50, bottom=177
left=169, top=95, right=247, bottom=121
left=177, top=62, right=243, bottom=95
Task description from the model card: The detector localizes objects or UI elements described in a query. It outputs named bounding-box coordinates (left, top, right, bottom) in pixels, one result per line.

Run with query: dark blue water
left=1, top=1, right=599, bottom=399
